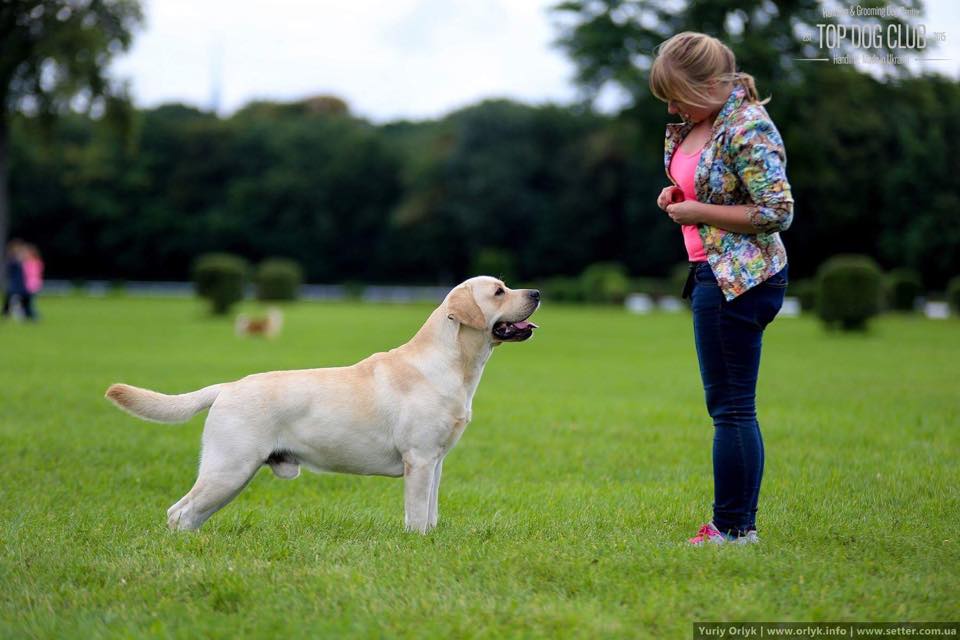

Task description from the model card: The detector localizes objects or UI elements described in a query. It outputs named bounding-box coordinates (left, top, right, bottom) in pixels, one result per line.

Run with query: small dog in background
left=235, top=307, right=283, bottom=339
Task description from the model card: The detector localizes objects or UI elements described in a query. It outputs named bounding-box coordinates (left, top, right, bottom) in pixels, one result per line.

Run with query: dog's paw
left=404, top=521, right=434, bottom=535
left=166, top=504, right=201, bottom=531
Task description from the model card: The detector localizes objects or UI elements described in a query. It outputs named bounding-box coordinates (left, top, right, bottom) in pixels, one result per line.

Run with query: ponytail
left=730, top=71, right=770, bottom=105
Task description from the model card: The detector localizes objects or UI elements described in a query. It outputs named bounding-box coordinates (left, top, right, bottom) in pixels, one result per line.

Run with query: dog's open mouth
left=492, top=319, right=539, bottom=342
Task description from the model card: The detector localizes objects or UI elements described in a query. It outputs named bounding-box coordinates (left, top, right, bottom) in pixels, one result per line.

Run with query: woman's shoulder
left=728, top=100, right=774, bottom=129
left=725, top=101, right=784, bottom=149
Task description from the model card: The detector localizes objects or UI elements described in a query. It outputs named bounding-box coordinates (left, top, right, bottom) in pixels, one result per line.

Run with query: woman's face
left=667, top=99, right=715, bottom=124
left=666, top=82, right=732, bottom=124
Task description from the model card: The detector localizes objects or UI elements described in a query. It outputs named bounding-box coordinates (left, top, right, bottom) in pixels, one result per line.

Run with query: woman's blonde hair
left=649, top=32, right=768, bottom=108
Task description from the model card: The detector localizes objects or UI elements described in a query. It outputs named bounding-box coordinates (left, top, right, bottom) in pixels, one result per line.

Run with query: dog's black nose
left=529, top=289, right=540, bottom=301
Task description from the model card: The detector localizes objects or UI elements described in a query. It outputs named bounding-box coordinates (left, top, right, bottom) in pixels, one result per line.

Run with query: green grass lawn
left=1, top=295, right=957, bottom=638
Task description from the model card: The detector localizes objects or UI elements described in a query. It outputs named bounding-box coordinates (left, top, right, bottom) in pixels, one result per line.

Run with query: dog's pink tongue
left=513, top=321, right=538, bottom=330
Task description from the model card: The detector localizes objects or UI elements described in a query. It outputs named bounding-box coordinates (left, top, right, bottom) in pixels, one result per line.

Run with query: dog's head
left=445, top=276, right=540, bottom=343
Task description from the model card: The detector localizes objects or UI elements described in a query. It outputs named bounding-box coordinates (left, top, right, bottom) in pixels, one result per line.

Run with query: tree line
left=5, top=0, right=958, bottom=290
left=10, top=62, right=959, bottom=290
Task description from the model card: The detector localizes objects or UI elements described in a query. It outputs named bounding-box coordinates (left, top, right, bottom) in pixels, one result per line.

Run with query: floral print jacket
left=664, top=83, right=794, bottom=300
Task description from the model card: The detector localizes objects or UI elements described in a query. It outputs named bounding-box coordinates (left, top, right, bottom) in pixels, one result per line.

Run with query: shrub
left=255, top=258, right=303, bottom=301
left=541, top=277, right=585, bottom=303
left=471, top=248, right=517, bottom=284
left=343, top=280, right=365, bottom=300
left=580, top=262, right=630, bottom=304
left=791, top=278, right=817, bottom=312
left=193, top=253, right=248, bottom=315
left=885, top=268, right=922, bottom=312
left=816, top=255, right=883, bottom=331
left=631, top=277, right=671, bottom=299
left=947, top=276, right=960, bottom=314
left=107, top=280, right=127, bottom=297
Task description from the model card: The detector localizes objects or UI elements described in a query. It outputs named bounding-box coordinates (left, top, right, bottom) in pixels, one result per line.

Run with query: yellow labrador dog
left=105, top=276, right=539, bottom=533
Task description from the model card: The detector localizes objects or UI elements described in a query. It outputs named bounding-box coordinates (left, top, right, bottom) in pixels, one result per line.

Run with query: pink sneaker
left=688, top=522, right=732, bottom=545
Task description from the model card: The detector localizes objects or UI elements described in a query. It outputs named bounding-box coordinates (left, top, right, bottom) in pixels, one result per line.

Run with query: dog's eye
left=494, top=287, right=504, bottom=296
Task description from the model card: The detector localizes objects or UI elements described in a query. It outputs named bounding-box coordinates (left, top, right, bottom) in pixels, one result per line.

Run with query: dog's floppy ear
left=447, top=285, right=486, bottom=330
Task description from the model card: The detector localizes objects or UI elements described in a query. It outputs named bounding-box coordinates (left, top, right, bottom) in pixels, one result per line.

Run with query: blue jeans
left=690, top=262, right=787, bottom=536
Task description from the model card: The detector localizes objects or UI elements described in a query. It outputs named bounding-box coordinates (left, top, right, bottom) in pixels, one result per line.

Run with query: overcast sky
left=110, top=0, right=960, bottom=123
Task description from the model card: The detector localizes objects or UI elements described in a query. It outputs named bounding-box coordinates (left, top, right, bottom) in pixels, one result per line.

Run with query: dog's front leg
left=403, top=456, right=438, bottom=534
left=427, top=458, right=443, bottom=529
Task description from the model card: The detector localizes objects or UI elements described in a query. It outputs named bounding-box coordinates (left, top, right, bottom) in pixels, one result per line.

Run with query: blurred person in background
left=652, top=32, right=793, bottom=546
left=22, top=243, right=44, bottom=319
left=2, top=240, right=37, bottom=321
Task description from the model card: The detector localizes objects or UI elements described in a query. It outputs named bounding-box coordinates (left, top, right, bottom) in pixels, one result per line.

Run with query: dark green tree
left=0, top=0, right=142, bottom=272
left=548, top=0, right=955, bottom=286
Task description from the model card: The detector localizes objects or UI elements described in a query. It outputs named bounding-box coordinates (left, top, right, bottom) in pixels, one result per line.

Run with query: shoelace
left=690, top=524, right=721, bottom=543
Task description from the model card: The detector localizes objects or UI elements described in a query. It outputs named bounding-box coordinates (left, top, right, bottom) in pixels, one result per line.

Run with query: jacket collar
left=664, top=83, right=747, bottom=179
left=716, top=82, right=747, bottom=123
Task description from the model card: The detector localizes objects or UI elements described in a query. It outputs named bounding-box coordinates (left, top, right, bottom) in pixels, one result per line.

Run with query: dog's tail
left=104, top=383, right=225, bottom=424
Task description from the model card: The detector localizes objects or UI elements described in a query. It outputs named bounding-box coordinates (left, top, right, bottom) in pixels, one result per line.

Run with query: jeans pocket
left=756, top=286, right=786, bottom=328
left=693, top=264, right=717, bottom=286
left=763, top=266, right=789, bottom=289
left=723, top=283, right=785, bottom=329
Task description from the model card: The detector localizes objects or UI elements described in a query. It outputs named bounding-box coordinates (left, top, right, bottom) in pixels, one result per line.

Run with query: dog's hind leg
left=166, top=461, right=259, bottom=531
left=166, top=423, right=262, bottom=531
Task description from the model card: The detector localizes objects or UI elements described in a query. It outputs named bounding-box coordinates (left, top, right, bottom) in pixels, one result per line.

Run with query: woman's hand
left=666, top=200, right=702, bottom=225
left=657, top=186, right=677, bottom=211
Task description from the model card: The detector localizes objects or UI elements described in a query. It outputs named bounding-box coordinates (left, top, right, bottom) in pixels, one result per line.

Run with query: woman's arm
left=731, top=118, right=793, bottom=233
left=665, top=201, right=758, bottom=234
left=664, top=116, right=793, bottom=235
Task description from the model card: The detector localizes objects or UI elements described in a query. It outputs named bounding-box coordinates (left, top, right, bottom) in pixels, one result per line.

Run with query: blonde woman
left=650, top=32, right=793, bottom=545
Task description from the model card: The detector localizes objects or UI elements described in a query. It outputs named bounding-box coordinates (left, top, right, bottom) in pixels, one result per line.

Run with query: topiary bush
left=791, top=278, right=817, bottom=313
left=816, top=255, right=883, bottom=331
left=631, top=277, right=671, bottom=300
left=255, top=258, right=303, bottom=301
left=107, top=280, right=127, bottom=297
left=193, top=253, right=248, bottom=315
left=947, top=276, right=960, bottom=315
left=541, top=277, right=585, bottom=303
left=885, top=268, right=922, bottom=312
left=580, top=262, right=631, bottom=304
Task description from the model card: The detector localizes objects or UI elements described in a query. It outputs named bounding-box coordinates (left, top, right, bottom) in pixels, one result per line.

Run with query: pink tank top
left=23, top=258, right=44, bottom=294
left=668, top=147, right=707, bottom=262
